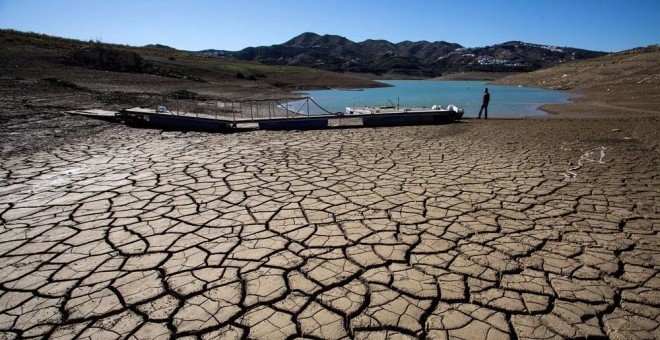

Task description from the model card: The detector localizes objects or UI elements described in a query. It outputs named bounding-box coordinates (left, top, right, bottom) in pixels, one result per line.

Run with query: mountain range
left=198, top=32, right=607, bottom=78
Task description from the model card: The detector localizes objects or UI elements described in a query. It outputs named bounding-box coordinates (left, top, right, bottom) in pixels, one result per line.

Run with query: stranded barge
left=68, top=97, right=464, bottom=131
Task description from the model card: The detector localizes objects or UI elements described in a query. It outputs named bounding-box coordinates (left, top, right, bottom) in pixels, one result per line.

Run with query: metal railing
left=130, top=93, right=340, bottom=123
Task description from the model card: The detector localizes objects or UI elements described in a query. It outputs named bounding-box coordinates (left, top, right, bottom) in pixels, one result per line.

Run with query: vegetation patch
left=69, top=45, right=151, bottom=73
left=67, top=45, right=205, bottom=82
left=166, top=89, right=209, bottom=100
left=42, top=77, right=85, bottom=90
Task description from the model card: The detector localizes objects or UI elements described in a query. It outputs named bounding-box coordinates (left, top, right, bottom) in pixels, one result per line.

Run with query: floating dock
left=67, top=98, right=462, bottom=132
left=118, top=108, right=461, bottom=131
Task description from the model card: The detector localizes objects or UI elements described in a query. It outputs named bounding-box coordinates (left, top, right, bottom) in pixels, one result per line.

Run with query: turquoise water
left=300, top=80, right=575, bottom=117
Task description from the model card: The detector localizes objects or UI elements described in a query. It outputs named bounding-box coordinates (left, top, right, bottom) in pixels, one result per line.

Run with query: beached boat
left=344, top=104, right=464, bottom=126
left=109, top=98, right=464, bottom=132
left=345, top=104, right=462, bottom=115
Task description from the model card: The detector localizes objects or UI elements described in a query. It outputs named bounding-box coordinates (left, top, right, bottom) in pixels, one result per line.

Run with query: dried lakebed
left=0, top=119, right=658, bottom=339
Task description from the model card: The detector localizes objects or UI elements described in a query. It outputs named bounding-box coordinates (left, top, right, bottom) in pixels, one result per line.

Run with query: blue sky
left=1, top=0, right=658, bottom=52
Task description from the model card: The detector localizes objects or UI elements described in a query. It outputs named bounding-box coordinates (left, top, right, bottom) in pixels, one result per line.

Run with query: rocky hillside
left=201, top=32, right=607, bottom=78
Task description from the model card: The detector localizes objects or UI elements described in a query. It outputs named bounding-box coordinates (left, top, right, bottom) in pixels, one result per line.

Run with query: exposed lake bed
left=0, top=29, right=658, bottom=339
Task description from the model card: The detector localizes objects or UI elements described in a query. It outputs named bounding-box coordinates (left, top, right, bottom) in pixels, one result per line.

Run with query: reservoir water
left=301, top=80, right=575, bottom=117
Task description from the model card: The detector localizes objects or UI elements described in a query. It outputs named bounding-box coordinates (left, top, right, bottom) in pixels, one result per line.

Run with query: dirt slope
left=0, top=30, right=383, bottom=100
left=495, top=46, right=660, bottom=115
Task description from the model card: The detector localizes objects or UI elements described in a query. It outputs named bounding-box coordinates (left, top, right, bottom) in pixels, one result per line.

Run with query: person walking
left=478, top=88, right=490, bottom=119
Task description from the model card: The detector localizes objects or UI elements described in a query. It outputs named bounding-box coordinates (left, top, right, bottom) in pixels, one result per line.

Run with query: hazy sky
left=1, top=0, right=658, bottom=52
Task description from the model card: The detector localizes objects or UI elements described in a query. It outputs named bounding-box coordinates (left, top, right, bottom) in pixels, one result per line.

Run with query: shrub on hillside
left=69, top=45, right=150, bottom=73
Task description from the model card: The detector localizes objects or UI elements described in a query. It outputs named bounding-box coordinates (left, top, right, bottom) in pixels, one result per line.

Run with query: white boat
left=345, top=104, right=464, bottom=117
left=342, top=103, right=464, bottom=126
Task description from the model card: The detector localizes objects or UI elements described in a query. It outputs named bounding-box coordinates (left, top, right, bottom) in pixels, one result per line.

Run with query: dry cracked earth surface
left=0, top=117, right=658, bottom=339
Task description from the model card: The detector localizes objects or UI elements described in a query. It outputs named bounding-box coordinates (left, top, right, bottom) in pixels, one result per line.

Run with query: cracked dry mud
left=0, top=119, right=658, bottom=339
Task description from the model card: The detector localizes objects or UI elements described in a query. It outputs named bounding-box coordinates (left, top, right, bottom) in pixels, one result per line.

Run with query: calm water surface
left=301, top=80, right=575, bottom=117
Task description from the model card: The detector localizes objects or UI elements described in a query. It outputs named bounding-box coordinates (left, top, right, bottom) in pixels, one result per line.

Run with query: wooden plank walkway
left=66, top=109, right=120, bottom=120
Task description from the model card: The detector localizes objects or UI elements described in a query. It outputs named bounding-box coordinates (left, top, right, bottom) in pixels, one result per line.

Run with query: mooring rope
left=274, top=99, right=307, bottom=116
left=270, top=97, right=344, bottom=117
left=307, top=97, right=343, bottom=115
left=157, top=94, right=342, bottom=119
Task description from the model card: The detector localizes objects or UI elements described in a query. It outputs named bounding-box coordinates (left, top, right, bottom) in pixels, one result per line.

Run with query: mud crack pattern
left=0, top=121, right=658, bottom=339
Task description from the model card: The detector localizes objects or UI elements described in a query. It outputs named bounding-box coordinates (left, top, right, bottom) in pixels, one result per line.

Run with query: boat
left=344, top=104, right=464, bottom=126
left=344, top=104, right=464, bottom=118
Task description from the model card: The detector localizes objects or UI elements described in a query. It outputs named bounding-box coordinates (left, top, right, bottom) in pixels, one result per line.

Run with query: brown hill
left=495, top=46, right=660, bottom=116
left=0, top=29, right=383, bottom=101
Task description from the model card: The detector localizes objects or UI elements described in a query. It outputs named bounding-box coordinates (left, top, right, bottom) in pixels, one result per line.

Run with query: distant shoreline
left=345, top=71, right=521, bottom=83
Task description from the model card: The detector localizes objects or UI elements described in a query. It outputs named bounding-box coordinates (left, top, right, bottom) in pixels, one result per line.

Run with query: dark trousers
left=478, top=104, right=488, bottom=119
